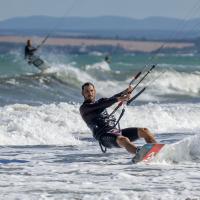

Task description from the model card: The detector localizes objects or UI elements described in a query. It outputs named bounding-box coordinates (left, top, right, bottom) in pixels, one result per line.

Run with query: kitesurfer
left=24, top=39, right=37, bottom=63
left=104, top=55, right=111, bottom=63
left=80, top=82, right=157, bottom=154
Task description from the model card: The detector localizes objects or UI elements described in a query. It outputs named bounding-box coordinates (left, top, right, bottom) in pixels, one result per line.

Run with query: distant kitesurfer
left=80, top=82, right=157, bottom=154
left=24, top=39, right=37, bottom=64
left=104, top=55, right=111, bottom=63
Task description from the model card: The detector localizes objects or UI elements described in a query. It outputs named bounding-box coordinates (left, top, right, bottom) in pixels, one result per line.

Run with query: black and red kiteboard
left=132, top=143, right=165, bottom=163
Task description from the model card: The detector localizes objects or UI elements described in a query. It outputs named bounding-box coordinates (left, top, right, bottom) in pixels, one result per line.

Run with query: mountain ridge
left=0, top=16, right=200, bottom=40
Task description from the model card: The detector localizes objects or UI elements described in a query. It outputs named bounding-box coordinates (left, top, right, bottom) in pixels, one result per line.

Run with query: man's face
left=82, top=85, right=96, bottom=102
left=27, top=40, right=31, bottom=46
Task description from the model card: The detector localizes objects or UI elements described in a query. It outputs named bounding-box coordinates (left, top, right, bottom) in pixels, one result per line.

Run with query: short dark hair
left=81, top=82, right=94, bottom=91
left=27, top=39, right=31, bottom=45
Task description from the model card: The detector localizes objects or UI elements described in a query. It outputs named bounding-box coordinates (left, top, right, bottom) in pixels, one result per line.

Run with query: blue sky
left=0, top=0, right=200, bottom=21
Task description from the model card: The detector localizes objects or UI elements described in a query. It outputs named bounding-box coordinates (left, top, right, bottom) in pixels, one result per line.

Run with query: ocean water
left=0, top=49, right=200, bottom=199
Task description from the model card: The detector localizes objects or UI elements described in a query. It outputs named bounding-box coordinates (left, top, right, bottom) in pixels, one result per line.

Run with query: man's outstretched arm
left=80, top=97, right=118, bottom=115
left=112, top=85, right=133, bottom=98
left=80, top=93, right=131, bottom=116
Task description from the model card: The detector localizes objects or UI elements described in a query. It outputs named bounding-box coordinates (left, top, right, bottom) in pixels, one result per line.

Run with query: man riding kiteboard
left=24, top=39, right=38, bottom=64
left=80, top=82, right=157, bottom=154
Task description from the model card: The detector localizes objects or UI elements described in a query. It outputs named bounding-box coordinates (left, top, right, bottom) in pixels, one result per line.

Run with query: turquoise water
left=0, top=51, right=200, bottom=105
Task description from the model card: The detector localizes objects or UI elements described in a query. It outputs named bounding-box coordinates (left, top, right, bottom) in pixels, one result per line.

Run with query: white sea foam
left=0, top=102, right=199, bottom=145
left=89, top=51, right=103, bottom=56
left=121, top=102, right=200, bottom=133
left=0, top=103, right=87, bottom=145
left=85, top=61, right=111, bottom=71
left=149, top=70, right=200, bottom=95
left=154, top=135, right=200, bottom=164
left=48, top=63, right=200, bottom=101
left=125, top=69, right=200, bottom=102
left=44, top=62, right=125, bottom=96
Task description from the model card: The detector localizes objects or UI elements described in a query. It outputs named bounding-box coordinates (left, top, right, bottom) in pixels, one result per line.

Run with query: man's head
left=81, top=82, right=96, bottom=102
left=27, top=39, right=31, bottom=46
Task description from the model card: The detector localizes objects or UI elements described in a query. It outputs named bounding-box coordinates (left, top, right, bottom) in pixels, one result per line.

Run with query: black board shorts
left=99, top=127, right=139, bottom=148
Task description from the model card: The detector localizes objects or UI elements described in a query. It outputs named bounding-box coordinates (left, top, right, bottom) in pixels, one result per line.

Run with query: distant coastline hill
left=0, top=16, right=200, bottom=40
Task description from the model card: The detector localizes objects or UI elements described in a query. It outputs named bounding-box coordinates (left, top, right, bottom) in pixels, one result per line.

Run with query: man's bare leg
left=116, top=128, right=156, bottom=154
left=138, top=128, right=157, bottom=143
left=116, top=136, right=137, bottom=154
